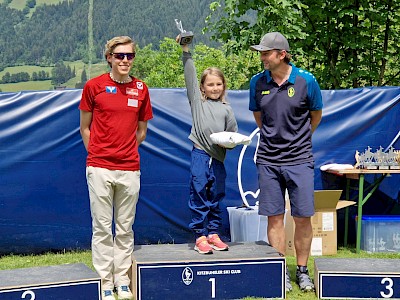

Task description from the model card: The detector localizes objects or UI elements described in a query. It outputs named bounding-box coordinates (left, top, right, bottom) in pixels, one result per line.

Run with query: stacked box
left=227, top=206, right=288, bottom=243
left=227, top=206, right=269, bottom=243
left=357, top=215, right=400, bottom=252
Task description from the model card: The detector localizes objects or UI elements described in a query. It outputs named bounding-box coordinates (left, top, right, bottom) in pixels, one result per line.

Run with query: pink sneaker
left=194, top=236, right=213, bottom=254
left=207, top=234, right=229, bottom=251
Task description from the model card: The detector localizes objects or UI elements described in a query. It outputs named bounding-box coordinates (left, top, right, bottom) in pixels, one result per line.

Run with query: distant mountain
left=0, top=0, right=216, bottom=71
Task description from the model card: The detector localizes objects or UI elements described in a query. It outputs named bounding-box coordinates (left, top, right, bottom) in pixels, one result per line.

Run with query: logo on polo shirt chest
left=288, top=87, right=295, bottom=97
left=106, top=86, right=117, bottom=94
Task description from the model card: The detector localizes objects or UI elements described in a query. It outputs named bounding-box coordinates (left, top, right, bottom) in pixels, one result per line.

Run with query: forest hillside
left=0, top=0, right=216, bottom=71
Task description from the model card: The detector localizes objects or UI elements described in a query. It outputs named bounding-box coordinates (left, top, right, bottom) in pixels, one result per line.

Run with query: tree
left=0, top=0, right=217, bottom=70
left=75, top=68, right=88, bottom=89
left=80, top=68, right=87, bottom=83
left=2, top=72, right=11, bottom=83
left=87, top=0, right=94, bottom=79
left=10, top=72, right=30, bottom=83
left=133, top=38, right=184, bottom=88
left=131, top=38, right=259, bottom=89
left=26, top=0, right=36, bottom=9
left=51, top=62, right=75, bottom=86
left=205, top=0, right=400, bottom=89
left=38, top=70, right=49, bottom=81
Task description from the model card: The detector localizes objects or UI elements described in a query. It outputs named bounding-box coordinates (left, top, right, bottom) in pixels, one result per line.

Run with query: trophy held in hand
left=175, top=19, right=194, bottom=45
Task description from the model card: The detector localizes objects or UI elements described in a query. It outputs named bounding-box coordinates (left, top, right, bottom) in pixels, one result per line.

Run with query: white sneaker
left=102, top=289, right=115, bottom=300
left=116, top=285, right=133, bottom=300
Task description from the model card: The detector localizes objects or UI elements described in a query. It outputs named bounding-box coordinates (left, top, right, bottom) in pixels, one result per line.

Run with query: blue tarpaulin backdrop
left=0, top=87, right=399, bottom=254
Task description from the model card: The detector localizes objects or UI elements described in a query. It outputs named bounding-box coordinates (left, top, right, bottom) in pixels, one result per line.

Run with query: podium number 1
left=380, top=277, right=394, bottom=298
left=21, top=290, right=35, bottom=299
left=209, top=278, right=216, bottom=298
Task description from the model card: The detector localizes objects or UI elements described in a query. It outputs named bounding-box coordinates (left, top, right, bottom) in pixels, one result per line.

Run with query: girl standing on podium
left=176, top=34, right=238, bottom=254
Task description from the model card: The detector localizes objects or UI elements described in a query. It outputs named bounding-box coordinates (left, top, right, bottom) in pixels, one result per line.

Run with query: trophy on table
left=388, top=147, right=400, bottom=169
left=175, top=19, right=194, bottom=45
left=354, top=146, right=400, bottom=169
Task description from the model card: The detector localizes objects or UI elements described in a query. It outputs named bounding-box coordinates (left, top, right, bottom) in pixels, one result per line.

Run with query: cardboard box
left=285, top=190, right=355, bottom=256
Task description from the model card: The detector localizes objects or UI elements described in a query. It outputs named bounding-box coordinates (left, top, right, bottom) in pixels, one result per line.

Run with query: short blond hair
left=104, top=36, right=136, bottom=66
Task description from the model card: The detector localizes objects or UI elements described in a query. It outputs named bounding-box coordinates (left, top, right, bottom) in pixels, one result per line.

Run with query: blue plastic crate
left=356, top=215, right=400, bottom=253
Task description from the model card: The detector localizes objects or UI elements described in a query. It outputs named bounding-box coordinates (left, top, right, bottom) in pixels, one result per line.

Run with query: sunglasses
left=111, top=52, right=136, bottom=60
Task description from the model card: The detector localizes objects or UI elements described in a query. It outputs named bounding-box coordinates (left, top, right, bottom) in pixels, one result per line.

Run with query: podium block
left=0, top=263, right=101, bottom=300
left=315, top=258, right=400, bottom=299
left=132, top=242, right=285, bottom=300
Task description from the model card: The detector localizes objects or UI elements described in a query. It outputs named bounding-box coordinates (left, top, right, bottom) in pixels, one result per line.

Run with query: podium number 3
left=21, top=290, right=35, bottom=299
left=380, top=277, right=394, bottom=298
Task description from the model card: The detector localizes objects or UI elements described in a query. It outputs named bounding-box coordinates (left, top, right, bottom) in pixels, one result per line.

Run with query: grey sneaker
left=285, top=267, right=293, bottom=292
left=296, top=268, right=315, bottom=292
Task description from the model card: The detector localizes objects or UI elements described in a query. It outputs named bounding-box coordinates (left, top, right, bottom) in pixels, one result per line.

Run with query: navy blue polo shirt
left=249, top=63, right=323, bottom=165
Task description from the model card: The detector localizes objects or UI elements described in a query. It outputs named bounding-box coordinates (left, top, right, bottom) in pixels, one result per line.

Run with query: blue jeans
left=189, top=147, right=226, bottom=238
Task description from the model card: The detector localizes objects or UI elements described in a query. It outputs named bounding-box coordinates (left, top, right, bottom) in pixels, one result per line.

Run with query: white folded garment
left=210, top=131, right=252, bottom=148
left=320, top=163, right=355, bottom=171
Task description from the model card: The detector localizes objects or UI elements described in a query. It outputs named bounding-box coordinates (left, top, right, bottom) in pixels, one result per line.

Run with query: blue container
left=356, top=215, right=400, bottom=253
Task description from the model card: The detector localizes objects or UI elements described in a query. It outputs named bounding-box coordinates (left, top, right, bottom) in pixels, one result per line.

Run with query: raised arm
left=176, top=35, right=201, bottom=105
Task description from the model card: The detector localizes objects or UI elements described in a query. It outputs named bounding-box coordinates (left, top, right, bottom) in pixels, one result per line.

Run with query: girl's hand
left=176, top=34, right=190, bottom=52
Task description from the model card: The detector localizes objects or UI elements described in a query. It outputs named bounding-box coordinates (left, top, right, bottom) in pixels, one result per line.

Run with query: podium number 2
left=209, top=278, right=216, bottom=298
left=21, top=290, right=35, bottom=299
left=380, top=277, right=394, bottom=298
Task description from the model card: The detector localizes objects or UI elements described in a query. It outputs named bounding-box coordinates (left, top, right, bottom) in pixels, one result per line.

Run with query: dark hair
left=280, top=50, right=292, bottom=64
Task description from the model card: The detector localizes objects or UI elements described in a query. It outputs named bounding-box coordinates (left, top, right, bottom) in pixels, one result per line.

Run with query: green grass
left=0, top=250, right=93, bottom=271
left=0, top=80, right=53, bottom=92
left=0, top=61, right=108, bottom=92
left=7, top=0, right=64, bottom=10
left=0, top=65, right=53, bottom=78
left=1, top=247, right=399, bottom=299
left=8, top=0, right=28, bottom=10
left=35, top=0, right=65, bottom=5
left=0, top=65, right=53, bottom=91
left=7, top=0, right=65, bottom=17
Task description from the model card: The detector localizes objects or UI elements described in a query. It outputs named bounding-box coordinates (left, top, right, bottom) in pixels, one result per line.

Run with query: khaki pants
left=86, top=166, right=140, bottom=290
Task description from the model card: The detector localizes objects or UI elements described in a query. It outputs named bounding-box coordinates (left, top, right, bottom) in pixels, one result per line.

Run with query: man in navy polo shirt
left=249, top=32, right=323, bottom=292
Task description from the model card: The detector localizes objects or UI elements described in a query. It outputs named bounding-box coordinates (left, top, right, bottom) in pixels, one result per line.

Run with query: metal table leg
left=356, top=175, right=364, bottom=253
left=355, top=174, right=387, bottom=253
left=344, top=178, right=350, bottom=247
